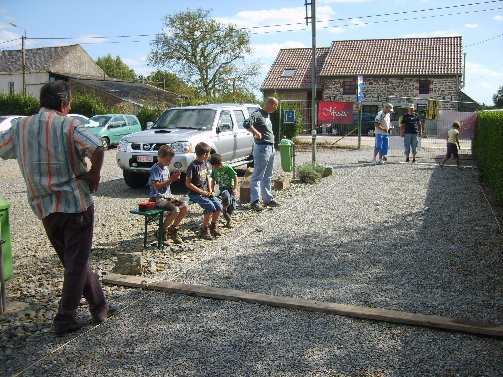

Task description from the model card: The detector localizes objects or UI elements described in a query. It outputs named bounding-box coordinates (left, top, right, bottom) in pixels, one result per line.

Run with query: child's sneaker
left=209, top=222, right=221, bottom=237
left=199, top=226, right=212, bottom=240
left=222, top=211, right=232, bottom=228
left=371, top=157, right=376, bottom=164
left=168, top=225, right=183, bottom=244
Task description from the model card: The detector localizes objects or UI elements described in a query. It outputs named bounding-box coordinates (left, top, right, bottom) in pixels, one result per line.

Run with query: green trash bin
left=279, top=138, right=294, bottom=172
left=0, top=197, right=12, bottom=281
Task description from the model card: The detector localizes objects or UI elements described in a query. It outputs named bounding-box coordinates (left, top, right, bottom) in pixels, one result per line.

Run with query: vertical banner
left=357, top=75, right=364, bottom=102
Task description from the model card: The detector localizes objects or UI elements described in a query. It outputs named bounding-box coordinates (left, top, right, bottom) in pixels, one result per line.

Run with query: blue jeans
left=250, top=144, right=275, bottom=204
left=188, top=194, right=222, bottom=214
left=403, top=133, right=418, bottom=155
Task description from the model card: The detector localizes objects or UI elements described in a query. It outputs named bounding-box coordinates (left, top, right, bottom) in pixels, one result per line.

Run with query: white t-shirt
left=374, top=110, right=390, bottom=135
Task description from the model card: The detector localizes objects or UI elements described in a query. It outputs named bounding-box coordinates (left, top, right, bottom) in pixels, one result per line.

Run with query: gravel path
left=1, top=144, right=502, bottom=376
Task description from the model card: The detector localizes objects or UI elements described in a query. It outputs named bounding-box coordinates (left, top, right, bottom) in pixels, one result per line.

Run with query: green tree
left=145, top=70, right=198, bottom=101
left=149, top=8, right=260, bottom=99
left=96, top=54, right=137, bottom=81
left=493, top=85, right=503, bottom=108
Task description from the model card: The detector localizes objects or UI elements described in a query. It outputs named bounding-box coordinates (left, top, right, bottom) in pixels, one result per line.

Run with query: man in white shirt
left=372, top=103, right=393, bottom=164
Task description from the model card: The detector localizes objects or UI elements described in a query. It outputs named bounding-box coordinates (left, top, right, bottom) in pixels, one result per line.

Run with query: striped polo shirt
left=0, top=108, right=102, bottom=219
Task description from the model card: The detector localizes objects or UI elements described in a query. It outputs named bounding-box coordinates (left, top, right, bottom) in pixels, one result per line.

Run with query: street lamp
left=9, top=23, right=27, bottom=96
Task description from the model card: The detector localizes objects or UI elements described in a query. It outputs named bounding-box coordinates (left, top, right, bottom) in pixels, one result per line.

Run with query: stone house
left=261, top=36, right=477, bottom=125
left=0, top=44, right=178, bottom=112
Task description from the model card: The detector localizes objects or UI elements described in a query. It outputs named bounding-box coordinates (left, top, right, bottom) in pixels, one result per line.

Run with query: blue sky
left=1, top=0, right=502, bottom=105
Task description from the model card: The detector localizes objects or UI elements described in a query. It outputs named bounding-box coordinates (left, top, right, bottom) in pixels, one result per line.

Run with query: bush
left=71, top=93, right=110, bottom=117
left=473, top=110, right=503, bottom=205
left=296, top=163, right=326, bottom=184
left=0, top=93, right=39, bottom=115
left=136, top=105, right=166, bottom=130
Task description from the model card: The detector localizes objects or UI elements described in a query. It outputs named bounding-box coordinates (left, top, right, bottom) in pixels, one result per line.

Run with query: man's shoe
left=250, top=201, right=263, bottom=211
left=371, top=157, right=376, bottom=164
left=405, top=157, right=410, bottom=162
left=54, top=320, right=86, bottom=336
left=264, top=200, right=279, bottom=208
left=199, top=226, right=212, bottom=240
left=93, top=304, right=119, bottom=324
left=209, top=222, right=221, bottom=237
left=168, top=225, right=183, bottom=244
left=376, top=159, right=384, bottom=165
left=412, top=158, right=416, bottom=163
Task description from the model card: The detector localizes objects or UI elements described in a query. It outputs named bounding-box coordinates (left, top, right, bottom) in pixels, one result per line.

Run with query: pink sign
left=318, top=102, right=353, bottom=124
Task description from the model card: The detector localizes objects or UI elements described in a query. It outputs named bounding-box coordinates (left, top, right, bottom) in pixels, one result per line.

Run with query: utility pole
left=305, top=0, right=317, bottom=164
left=9, top=23, right=26, bottom=96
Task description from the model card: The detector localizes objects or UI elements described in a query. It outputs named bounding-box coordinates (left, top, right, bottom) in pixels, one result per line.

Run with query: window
left=217, top=110, right=233, bottom=132
left=281, top=68, right=296, bottom=78
left=342, top=80, right=357, bottom=95
left=419, top=80, right=430, bottom=94
left=8, top=82, right=14, bottom=94
left=233, top=110, right=246, bottom=130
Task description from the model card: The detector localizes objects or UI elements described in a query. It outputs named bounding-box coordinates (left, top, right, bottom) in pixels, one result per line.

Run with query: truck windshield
left=153, top=109, right=216, bottom=130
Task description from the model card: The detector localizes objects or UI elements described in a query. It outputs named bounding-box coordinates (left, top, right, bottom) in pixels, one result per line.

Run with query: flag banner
left=317, top=102, right=353, bottom=124
left=357, top=75, right=364, bottom=102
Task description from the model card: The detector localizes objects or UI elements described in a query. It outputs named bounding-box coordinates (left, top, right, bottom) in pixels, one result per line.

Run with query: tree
left=493, top=85, right=503, bottom=108
left=96, top=54, right=137, bottom=81
left=149, top=8, right=260, bottom=99
left=144, top=70, right=198, bottom=100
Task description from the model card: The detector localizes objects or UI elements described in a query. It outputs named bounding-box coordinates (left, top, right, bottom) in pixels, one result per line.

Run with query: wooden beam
left=103, top=273, right=503, bottom=338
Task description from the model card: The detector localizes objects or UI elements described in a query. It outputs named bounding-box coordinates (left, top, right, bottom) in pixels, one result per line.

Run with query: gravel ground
left=1, top=143, right=502, bottom=376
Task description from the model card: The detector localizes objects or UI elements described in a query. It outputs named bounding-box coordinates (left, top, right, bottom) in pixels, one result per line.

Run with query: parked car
left=87, top=114, right=141, bottom=149
left=116, top=103, right=259, bottom=188
left=0, top=115, right=24, bottom=132
left=68, top=114, right=99, bottom=128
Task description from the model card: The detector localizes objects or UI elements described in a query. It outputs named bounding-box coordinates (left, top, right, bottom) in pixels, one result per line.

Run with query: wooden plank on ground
left=103, top=273, right=503, bottom=338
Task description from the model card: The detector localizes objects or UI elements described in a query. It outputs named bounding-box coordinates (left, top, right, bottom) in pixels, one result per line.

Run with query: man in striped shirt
left=0, top=80, right=115, bottom=336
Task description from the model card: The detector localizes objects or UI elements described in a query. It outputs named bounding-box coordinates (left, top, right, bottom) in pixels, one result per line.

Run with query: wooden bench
left=129, top=208, right=165, bottom=250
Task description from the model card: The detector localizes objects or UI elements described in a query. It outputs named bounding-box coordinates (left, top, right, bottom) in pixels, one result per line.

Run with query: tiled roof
left=320, top=37, right=462, bottom=76
left=260, top=47, right=329, bottom=90
left=261, top=37, right=462, bottom=90
left=71, top=78, right=179, bottom=107
left=0, top=44, right=102, bottom=75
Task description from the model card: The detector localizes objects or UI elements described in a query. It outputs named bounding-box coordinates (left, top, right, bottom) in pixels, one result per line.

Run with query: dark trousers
left=42, top=204, right=106, bottom=327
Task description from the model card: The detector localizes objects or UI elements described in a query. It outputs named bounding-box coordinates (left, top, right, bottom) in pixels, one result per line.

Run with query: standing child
left=209, top=153, right=238, bottom=228
left=186, top=142, right=223, bottom=239
left=439, top=121, right=461, bottom=168
left=148, top=145, right=188, bottom=244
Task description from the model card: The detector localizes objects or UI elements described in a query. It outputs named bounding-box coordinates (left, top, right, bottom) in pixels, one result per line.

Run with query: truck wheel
left=123, top=170, right=149, bottom=188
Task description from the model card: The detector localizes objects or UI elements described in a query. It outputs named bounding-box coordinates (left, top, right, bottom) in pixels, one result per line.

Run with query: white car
left=68, top=114, right=99, bottom=128
left=117, top=103, right=259, bottom=188
left=0, top=115, right=24, bottom=132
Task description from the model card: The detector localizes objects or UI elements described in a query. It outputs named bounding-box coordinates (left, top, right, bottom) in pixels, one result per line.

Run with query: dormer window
left=281, top=68, right=296, bottom=78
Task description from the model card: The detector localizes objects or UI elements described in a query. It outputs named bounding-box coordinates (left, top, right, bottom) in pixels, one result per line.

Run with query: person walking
left=243, top=96, right=279, bottom=211
left=372, top=103, right=393, bottom=164
left=400, top=104, right=423, bottom=162
left=0, top=80, right=115, bottom=336
left=439, top=121, right=462, bottom=168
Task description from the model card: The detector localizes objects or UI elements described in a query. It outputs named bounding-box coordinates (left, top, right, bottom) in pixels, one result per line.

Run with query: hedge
left=473, top=110, right=503, bottom=205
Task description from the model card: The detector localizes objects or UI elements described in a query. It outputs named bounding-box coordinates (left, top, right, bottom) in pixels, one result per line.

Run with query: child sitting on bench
left=148, top=145, right=188, bottom=244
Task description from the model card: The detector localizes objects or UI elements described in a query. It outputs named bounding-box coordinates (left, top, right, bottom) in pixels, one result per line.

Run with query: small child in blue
left=148, top=145, right=188, bottom=244
left=209, top=153, right=238, bottom=228
left=185, top=142, right=222, bottom=240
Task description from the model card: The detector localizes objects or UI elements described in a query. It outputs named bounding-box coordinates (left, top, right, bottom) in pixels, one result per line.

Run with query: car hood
left=123, top=128, right=208, bottom=143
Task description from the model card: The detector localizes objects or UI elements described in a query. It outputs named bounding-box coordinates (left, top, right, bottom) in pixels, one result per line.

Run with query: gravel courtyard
left=1, top=144, right=502, bottom=376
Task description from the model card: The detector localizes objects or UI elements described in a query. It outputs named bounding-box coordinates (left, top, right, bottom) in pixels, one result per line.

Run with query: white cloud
left=464, top=62, right=503, bottom=105
left=494, top=15, right=503, bottom=22
left=74, top=35, right=108, bottom=45
left=464, top=23, right=478, bottom=29
left=403, top=29, right=461, bottom=38
left=217, top=6, right=336, bottom=35
left=251, top=41, right=306, bottom=59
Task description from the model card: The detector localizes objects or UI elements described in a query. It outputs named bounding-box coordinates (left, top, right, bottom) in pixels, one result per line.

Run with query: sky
left=0, top=0, right=502, bottom=105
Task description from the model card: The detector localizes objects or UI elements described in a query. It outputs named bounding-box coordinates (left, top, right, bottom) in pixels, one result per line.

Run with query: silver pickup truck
left=116, top=103, right=260, bottom=188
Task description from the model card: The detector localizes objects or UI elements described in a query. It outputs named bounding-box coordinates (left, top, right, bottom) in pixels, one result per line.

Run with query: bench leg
left=157, top=212, right=164, bottom=250
left=143, top=217, right=148, bottom=248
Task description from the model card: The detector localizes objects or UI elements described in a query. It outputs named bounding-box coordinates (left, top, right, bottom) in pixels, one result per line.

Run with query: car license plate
left=137, top=155, right=153, bottom=163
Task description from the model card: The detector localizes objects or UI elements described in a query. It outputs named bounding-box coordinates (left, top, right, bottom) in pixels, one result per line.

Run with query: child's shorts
left=219, top=188, right=236, bottom=214
left=189, top=194, right=222, bottom=214
left=150, top=197, right=187, bottom=215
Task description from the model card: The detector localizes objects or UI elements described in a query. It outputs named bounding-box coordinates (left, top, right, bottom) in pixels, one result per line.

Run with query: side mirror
left=146, top=121, right=154, bottom=129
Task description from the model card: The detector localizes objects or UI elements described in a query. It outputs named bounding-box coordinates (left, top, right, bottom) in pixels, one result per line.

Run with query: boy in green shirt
left=209, top=153, right=238, bottom=228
